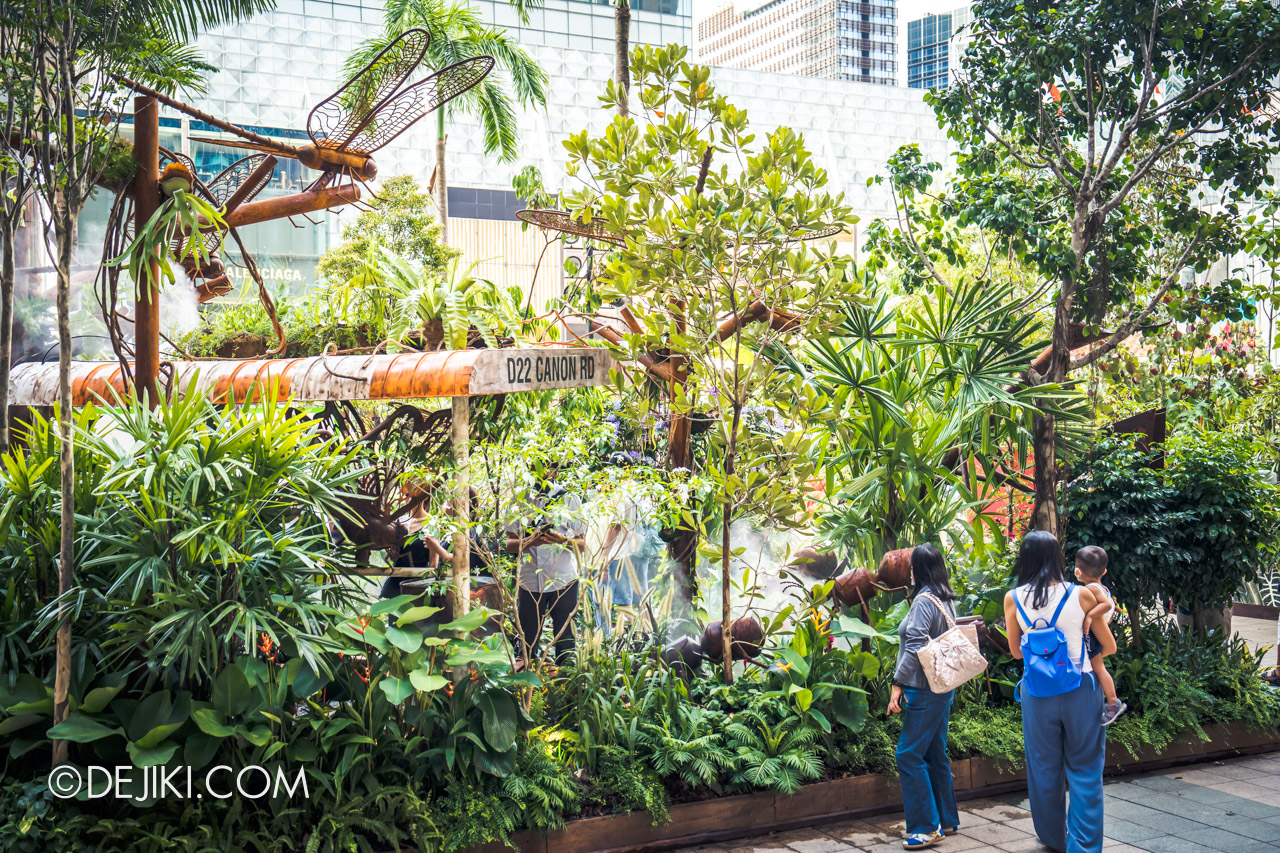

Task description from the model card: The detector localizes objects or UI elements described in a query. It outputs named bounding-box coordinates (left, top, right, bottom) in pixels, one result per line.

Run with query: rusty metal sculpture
left=103, top=28, right=495, bottom=403
left=185, top=29, right=493, bottom=191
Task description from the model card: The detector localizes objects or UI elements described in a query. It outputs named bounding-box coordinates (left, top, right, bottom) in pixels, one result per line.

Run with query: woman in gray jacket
left=886, top=544, right=960, bottom=850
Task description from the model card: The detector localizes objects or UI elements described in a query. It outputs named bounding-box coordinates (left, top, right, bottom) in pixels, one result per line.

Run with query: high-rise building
left=695, top=0, right=897, bottom=87
left=906, top=6, right=970, bottom=89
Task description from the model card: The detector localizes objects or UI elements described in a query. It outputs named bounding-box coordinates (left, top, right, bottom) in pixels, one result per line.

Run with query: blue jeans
left=896, top=686, right=959, bottom=836
left=1022, top=675, right=1105, bottom=853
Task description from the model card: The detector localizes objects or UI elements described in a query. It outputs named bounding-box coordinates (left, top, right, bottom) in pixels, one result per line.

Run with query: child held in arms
left=1075, top=545, right=1127, bottom=726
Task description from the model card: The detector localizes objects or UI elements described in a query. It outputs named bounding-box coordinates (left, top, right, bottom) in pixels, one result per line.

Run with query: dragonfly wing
left=342, top=55, right=495, bottom=155
left=308, top=28, right=430, bottom=149
left=205, top=154, right=274, bottom=207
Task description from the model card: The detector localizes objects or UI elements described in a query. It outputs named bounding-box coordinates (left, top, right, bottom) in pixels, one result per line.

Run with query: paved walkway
left=674, top=751, right=1280, bottom=853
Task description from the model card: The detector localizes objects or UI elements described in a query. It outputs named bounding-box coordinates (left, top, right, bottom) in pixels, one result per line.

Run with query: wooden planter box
left=473, top=721, right=1280, bottom=853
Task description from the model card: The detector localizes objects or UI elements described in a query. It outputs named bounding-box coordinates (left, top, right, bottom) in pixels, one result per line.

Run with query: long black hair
left=1017, top=530, right=1067, bottom=609
left=911, top=544, right=956, bottom=602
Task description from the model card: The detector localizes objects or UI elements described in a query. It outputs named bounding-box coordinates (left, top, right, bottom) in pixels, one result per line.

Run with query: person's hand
left=1083, top=615, right=1093, bottom=635
left=887, top=684, right=904, bottom=714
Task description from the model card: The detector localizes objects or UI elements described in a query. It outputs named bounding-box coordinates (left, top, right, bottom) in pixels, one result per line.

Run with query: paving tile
left=957, top=822, right=1032, bottom=845
left=1172, top=826, right=1262, bottom=849
left=1130, top=837, right=1220, bottom=853
left=963, top=798, right=1032, bottom=822
left=1130, top=776, right=1187, bottom=792
left=1220, top=819, right=1280, bottom=842
left=994, top=836, right=1053, bottom=852
left=1205, top=764, right=1272, bottom=780
left=1099, top=821, right=1167, bottom=844
left=952, top=812, right=994, bottom=829
left=821, top=820, right=897, bottom=848
left=1006, top=816, right=1038, bottom=834
left=1156, top=785, right=1237, bottom=804
left=1103, top=799, right=1170, bottom=828
left=855, top=842, right=914, bottom=853
left=722, top=837, right=794, bottom=853
left=781, top=829, right=855, bottom=853
left=931, top=834, right=987, bottom=852
left=863, top=813, right=906, bottom=834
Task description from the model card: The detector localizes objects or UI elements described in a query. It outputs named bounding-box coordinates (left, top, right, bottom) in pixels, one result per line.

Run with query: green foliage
left=582, top=744, right=670, bottom=824
left=725, top=710, right=823, bottom=795
left=1107, top=620, right=1280, bottom=759
left=315, top=174, right=456, bottom=297
left=944, top=699, right=1024, bottom=769
left=1063, top=431, right=1280, bottom=617
left=786, top=275, right=1081, bottom=564
left=108, top=189, right=227, bottom=292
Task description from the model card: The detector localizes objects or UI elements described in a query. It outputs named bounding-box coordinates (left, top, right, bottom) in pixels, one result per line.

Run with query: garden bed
left=476, top=721, right=1280, bottom=853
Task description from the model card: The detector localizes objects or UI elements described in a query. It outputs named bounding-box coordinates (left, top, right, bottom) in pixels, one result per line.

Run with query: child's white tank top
left=1014, top=582, right=1086, bottom=664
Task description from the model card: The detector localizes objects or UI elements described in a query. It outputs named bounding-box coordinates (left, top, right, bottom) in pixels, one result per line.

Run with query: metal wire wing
left=159, top=148, right=196, bottom=175
left=205, top=154, right=273, bottom=207
left=308, top=28, right=430, bottom=150
left=340, top=56, right=496, bottom=155
left=514, top=209, right=626, bottom=247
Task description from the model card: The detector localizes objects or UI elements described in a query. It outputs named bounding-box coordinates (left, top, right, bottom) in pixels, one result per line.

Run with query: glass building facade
left=906, top=6, right=969, bottom=89
left=697, top=0, right=898, bottom=87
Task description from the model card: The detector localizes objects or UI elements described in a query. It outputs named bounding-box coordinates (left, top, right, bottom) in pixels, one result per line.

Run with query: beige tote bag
left=915, top=593, right=988, bottom=693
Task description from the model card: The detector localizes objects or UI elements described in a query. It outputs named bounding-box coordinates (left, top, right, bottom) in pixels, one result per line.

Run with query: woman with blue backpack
left=1004, top=531, right=1117, bottom=853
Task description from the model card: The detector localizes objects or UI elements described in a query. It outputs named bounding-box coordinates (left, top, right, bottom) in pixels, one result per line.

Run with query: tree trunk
left=0, top=217, right=15, bottom=452
left=451, top=394, right=470, bottom=624
left=1029, top=278, right=1076, bottom=534
left=434, top=113, right=449, bottom=247
left=615, top=0, right=631, bottom=118
left=720, top=406, right=742, bottom=684
left=720, top=501, right=733, bottom=684
left=51, top=200, right=75, bottom=767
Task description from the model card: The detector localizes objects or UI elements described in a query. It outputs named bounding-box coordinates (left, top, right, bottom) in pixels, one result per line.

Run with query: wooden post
left=132, top=95, right=160, bottom=407
left=451, top=395, right=470, bottom=622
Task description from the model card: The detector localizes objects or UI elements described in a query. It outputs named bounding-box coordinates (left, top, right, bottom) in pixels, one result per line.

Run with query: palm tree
left=613, top=0, right=630, bottom=117
left=347, top=0, right=549, bottom=246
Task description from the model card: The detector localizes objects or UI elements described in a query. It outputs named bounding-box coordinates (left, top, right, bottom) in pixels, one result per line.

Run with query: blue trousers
left=1022, top=676, right=1106, bottom=853
left=896, top=687, right=959, bottom=836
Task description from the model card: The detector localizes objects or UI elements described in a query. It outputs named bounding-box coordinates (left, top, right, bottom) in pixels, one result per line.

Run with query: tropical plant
left=315, top=174, right=457, bottom=346
left=783, top=273, right=1081, bottom=564
left=348, top=0, right=549, bottom=245
left=366, top=248, right=515, bottom=350
left=16, top=0, right=277, bottom=764
left=921, top=0, right=1280, bottom=530
left=724, top=709, right=823, bottom=795
left=561, top=44, right=861, bottom=676
left=1062, top=430, right=1280, bottom=635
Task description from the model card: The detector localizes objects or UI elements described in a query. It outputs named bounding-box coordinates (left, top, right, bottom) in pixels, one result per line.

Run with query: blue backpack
left=1014, top=585, right=1086, bottom=700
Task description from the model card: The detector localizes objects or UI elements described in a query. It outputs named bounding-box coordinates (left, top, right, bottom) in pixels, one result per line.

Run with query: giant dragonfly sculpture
left=108, top=27, right=492, bottom=304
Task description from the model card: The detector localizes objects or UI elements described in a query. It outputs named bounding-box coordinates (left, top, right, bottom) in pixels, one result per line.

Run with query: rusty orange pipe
left=226, top=184, right=362, bottom=229
left=7, top=349, right=616, bottom=408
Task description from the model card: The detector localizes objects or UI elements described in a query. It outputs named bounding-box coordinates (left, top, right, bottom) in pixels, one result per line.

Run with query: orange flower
left=258, top=633, right=275, bottom=658
left=354, top=616, right=371, bottom=636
